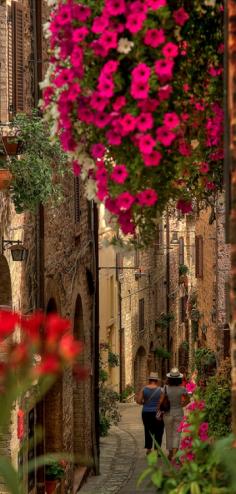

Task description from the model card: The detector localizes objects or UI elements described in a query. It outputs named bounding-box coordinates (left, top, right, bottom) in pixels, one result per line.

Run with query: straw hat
left=166, top=367, right=183, bottom=378
left=149, top=372, right=159, bottom=381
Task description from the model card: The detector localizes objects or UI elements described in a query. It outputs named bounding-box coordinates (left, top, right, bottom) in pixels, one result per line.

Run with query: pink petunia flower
left=119, top=211, right=136, bottom=235
left=116, top=192, right=135, bottom=211
left=90, top=92, right=109, bottom=111
left=138, top=98, right=159, bottom=112
left=101, top=60, right=120, bottom=76
left=91, top=15, right=109, bottom=34
left=126, top=13, right=146, bottom=33
left=72, top=160, right=81, bottom=177
left=129, top=1, right=148, bottom=15
left=173, top=7, right=189, bottom=26
left=98, top=77, right=114, bottom=98
left=158, top=84, right=173, bottom=101
left=156, top=126, right=176, bottom=146
left=72, top=27, right=89, bottom=43
left=131, top=81, right=149, bottom=100
left=163, top=112, right=180, bottom=129
left=136, top=113, right=154, bottom=132
left=176, top=199, right=193, bottom=214
left=144, top=28, right=165, bottom=48
left=111, top=164, right=129, bottom=184
left=199, top=162, right=209, bottom=174
left=121, top=114, right=137, bottom=134
left=137, top=188, right=158, bottom=207
left=206, top=181, right=215, bottom=191
left=94, top=112, right=110, bottom=128
left=73, top=3, right=91, bottom=22
left=105, top=0, right=126, bottom=16
left=113, top=96, right=126, bottom=111
left=179, top=140, right=192, bottom=156
left=142, top=150, right=162, bottom=167
left=155, top=59, right=174, bottom=81
left=91, top=143, right=106, bottom=159
left=77, top=106, right=94, bottom=125
left=138, top=134, right=156, bottom=154
left=147, top=0, right=167, bottom=10
left=99, top=31, right=118, bottom=50
left=162, top=42, right=179, bottom=58
left=186, top=381, right=197, bottom=394
left=132, top=63, right=151, bottom=82
left=106, top=129, right=122, bottom=146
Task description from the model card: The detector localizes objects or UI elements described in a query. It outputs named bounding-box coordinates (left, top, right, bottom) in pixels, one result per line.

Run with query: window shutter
left=74, top=176, right=80, bottom=223
left=8, top=5, right=14, bottom=117
left=179, top=237, right=184, bottom=265
left=11, top=1, right=24, bottom=114
left=195, top=235, right=203, bottom=278
left=139, top=298, right=144, bottom=332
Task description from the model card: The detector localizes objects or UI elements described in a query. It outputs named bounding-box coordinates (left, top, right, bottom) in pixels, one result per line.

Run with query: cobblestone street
left=79, top=403, right=158, bottom=494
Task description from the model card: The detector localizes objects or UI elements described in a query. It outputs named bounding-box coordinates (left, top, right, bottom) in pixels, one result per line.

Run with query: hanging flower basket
left=42, top=0, right=223, bottom=242
left=0, top=136, right=22, bottom=156
left=0, top=169, right=12, bottom=190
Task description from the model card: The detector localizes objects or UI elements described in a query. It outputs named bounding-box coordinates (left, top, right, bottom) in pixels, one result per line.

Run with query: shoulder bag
left=159, top=385, right=170, bottom=413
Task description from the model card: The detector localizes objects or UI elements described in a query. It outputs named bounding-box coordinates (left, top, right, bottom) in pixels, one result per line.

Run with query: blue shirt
left=142, top=386, right=161, bottom=412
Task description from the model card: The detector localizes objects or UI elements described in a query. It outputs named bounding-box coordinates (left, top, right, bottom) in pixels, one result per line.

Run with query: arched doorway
left=73, top=295, right=86, bottom=462
left=44, top=298, right=63, bottom=453
left=134, top=346, right=147, bottom=391
left=0, top=255, right=12, bottom=307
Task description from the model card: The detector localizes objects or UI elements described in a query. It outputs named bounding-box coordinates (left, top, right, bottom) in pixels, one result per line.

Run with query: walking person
left=159, top=368, right=189, bottom=461
left=135, top=372, right=164, bottom=455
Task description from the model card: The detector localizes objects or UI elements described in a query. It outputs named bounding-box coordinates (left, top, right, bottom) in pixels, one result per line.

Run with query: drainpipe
left=91, top=201, right=100, bottom=475
left=32, top=3, right=45, bottom=493
left=118, top=280, right=123, bottom=397
left=166, top=214, right=170, bottom=357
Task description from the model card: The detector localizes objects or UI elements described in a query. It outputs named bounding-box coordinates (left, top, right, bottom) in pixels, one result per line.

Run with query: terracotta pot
left=1, top=136, right=21, bottom=156
left=45, top=479, right=58, bottom=494
left=0, top=169, right=12, bottom=190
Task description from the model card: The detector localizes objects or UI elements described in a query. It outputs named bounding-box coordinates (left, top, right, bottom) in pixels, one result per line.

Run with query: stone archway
left=73, top=294, right=86, bottom=462
left=134, top=346, right=147, bottom=391
left=44, top=298, right=63, bottom=453
left=0, top=255, right=12, bottom=307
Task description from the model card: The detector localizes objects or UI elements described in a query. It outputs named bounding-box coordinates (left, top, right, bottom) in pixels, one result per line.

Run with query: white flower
left=117, top=38, right=134, bottom=54
left=191, top=139, right=199, bottom=150
left=85, top=179, right=97, bottom=200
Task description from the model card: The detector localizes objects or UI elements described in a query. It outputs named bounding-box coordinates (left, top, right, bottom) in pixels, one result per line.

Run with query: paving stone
left=79, top=403, right=164, bottom=494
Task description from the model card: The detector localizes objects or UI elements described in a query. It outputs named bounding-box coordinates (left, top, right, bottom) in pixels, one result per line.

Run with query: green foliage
left=8, top=111, right=68, bottom=213
left=156, top=313, right=174, bottom=329
left=99, top=386, right=121, bottom=437
left=155, top=347, right=171, bottom=359
left=120, top=384, right=134, bottom=402
left=45, top=459, right=66, bottom=480
left=179, top=264, right=189, bottom=276
left=108, top=350, right=119, bottom=368
left=204, top=376, right=231, bottom=438
left=194, top=348, right=216, bottom=380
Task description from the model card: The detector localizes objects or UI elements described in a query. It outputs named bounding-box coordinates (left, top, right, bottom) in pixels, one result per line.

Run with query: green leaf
left=0, top=457, right=21, bottom=494
left=190, top=482, right=201, bottom=494
left=137, top=467, right=153, bottom=487
left=151, top=469, right=163, bottom=487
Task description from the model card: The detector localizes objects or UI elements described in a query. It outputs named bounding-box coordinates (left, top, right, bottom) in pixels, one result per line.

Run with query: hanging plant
left=42, top=0, right=223, bottom=243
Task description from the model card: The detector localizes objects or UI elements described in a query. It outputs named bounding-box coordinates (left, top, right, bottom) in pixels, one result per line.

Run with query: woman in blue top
left=136, top=372, right=164, bottom=455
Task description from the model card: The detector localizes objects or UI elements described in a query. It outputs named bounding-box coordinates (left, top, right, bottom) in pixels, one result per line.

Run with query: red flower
left=0, top=311, right=20, bottom=339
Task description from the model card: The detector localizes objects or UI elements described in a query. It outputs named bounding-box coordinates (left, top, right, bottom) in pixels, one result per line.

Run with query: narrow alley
left=80, top=404, right=157, bottom=494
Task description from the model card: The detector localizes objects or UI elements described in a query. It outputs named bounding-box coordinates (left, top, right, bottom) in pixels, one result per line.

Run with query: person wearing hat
left=135, top=371, right=164, bottom=455
left=159, top=367, right=190, bottom=460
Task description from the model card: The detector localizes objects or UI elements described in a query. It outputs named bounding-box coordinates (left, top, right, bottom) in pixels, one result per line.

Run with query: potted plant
left=179, top=264, right=189, bottom=284
left=45, top=460, right=66, bottom=494
left=7, top=111, right=67, bottom=213
left=0, top=135, right=22, bottom=156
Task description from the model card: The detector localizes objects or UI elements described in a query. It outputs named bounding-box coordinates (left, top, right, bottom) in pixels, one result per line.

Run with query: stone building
left=166, top=197, right=231, bottom=374
left=99, top=212, right=167, bottom=393
left=0, top=1, right=99, bottom=492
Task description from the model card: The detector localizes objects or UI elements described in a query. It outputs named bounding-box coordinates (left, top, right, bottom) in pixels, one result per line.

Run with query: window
left=74, top=176, right=80, bottom=223
left=179, top=237, right=184, bottom=265
left=116, top=253, right=123, bottom=279
left=134, top=249, right=140, bottom=269
left=195, top=235, right=203, bottom=278
left=139, top=298, right=145, bottom=332
left=8, top=1, right=24, bottom=117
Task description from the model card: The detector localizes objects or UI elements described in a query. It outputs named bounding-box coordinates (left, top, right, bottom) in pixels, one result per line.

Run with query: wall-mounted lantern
left=2, top=239, right=28, bottom=261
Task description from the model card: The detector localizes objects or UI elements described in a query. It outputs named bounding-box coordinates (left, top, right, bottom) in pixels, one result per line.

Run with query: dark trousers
left=142, top=411, right=164, bottom=449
